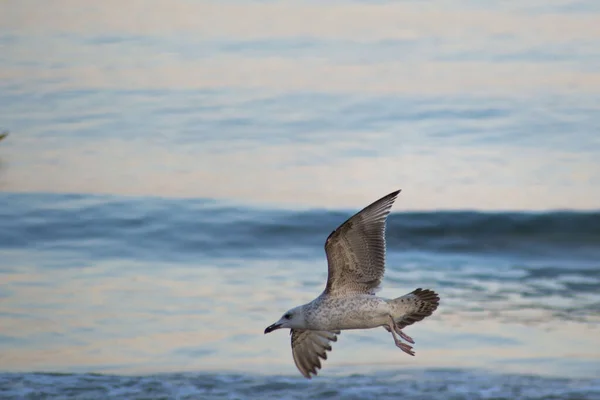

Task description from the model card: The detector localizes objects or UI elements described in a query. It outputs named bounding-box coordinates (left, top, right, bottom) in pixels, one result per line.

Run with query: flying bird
left=264, top=189, right=440, bottom=379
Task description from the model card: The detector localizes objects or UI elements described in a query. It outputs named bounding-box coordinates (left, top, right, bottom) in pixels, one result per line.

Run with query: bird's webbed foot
left=396, top=341, right=415, bottom=356
left=386, top=316, right=415, bottom=356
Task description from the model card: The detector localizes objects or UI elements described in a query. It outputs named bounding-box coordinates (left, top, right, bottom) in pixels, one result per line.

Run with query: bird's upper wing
left=290, top=329, right=340, bottom=379
left=324, top=190, right=400, bottom=296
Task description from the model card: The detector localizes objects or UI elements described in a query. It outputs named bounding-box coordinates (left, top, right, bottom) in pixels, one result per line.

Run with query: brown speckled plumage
left=324, top=190, right=399, bottom=296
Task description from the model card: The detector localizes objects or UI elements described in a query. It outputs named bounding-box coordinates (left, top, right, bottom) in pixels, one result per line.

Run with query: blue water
left=1, top=371, right=600, bottom=400
left=1, top=193, right=599, bottom=398
left=1, top=0, right=600, bottom=398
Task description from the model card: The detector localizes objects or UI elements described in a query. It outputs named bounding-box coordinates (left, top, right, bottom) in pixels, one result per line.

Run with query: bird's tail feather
left=390, top=288, right=440, bottom=329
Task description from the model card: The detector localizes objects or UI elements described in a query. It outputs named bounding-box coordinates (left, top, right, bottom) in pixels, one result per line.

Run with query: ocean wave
left=1, top=370, right=599, bottom=400
left=1, top=193, right=598, bottom=261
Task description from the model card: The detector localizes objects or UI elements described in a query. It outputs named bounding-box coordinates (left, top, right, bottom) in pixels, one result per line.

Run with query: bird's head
left=264, top=306, right=305, bottom=333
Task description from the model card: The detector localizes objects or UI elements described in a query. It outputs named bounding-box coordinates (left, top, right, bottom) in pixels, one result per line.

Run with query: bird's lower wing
left=290, top=329, right=340, bottom=379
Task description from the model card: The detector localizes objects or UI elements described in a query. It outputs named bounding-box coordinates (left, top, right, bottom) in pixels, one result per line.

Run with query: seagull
left=264, top=189, right=440, bottom=379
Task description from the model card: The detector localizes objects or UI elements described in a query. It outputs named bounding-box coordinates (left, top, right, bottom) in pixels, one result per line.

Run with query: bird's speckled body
left=304, top=294, right=395, bottom=331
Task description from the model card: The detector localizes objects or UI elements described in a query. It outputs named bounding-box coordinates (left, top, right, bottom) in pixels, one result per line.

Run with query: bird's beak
left=264, top=322, right=282, bottom=334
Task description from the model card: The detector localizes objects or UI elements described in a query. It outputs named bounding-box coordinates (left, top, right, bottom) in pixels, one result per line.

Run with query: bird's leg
left=385, top=319, right=415, bottom=344
left=394, top=324, right=415, bottom=345
left=387, top=316, right=415, bottom=356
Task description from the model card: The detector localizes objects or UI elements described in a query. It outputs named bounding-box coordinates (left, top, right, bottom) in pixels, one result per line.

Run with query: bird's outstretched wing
left=290, top=329, right=339, bottom=379
left=324, top=189, right=400, bottom=296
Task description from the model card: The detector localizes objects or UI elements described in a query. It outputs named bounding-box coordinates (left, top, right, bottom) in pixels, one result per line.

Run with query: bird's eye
left=283, top=313, right=291, bottom=320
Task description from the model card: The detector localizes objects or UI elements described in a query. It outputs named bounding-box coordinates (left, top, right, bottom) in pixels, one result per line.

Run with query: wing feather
left=324, top=190, right=400, bottom=296
left=291, top=329, right=339, bottom=379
